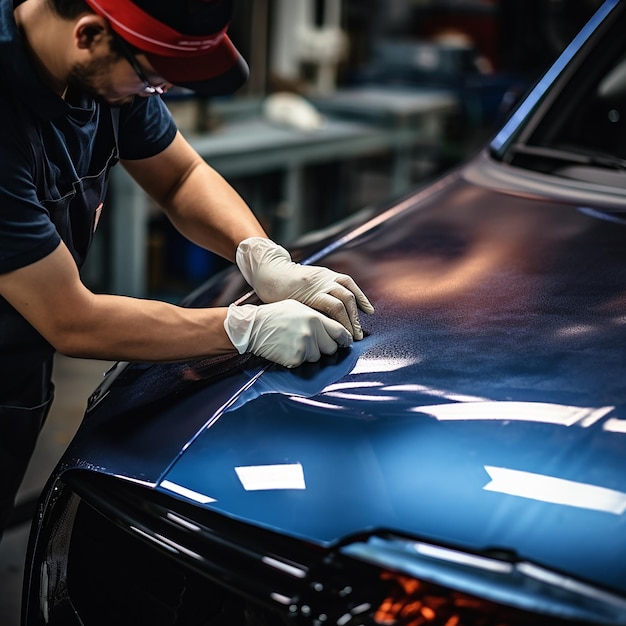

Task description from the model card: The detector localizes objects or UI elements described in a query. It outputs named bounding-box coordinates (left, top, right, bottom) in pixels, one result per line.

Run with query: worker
left=0, top=0, right=374, bottom=540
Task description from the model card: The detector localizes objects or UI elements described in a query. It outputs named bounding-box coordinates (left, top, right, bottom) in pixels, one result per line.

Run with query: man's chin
left=95, top=93, right=136, bottom=107
left=107, top=96, right=136, bottom=107
left=68, top=64, right=136, bottom=107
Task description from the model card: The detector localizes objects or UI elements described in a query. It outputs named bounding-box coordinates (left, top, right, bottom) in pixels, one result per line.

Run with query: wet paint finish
left=42, top=1, right=626, bottom=614
left=151, top=170, right=626, bottom=595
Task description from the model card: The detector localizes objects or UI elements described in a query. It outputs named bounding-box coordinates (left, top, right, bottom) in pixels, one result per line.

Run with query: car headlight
left=341, top=537, right=626, bottom=626
left=23, top=471, right=626, bottom=626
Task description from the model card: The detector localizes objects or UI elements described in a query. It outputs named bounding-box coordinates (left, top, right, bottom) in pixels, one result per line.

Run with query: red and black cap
left=83, top=0, right=249, bottom=95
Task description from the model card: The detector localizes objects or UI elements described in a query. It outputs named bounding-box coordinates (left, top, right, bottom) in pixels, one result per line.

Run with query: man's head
left=50, top=0, right=248, bottom=96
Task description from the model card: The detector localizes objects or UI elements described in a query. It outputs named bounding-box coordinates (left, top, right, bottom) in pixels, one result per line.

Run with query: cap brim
left=146, top=36, right=249, bottom=96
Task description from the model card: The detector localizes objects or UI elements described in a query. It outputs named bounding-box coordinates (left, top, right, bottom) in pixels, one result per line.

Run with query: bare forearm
left=54, top=294, right=235, bottom=363
left=0, top=244, right=237, bottom=364
left=122, top=132, right=267, bottom=263
left=162, top=160, right=267, bottom=261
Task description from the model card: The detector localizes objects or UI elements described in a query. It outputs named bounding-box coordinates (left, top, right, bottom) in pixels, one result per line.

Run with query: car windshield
left=496, top=1, right=626, bottom=188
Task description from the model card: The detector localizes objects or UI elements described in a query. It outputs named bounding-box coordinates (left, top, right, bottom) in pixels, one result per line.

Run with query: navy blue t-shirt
left=0, top=0, right=177, bottom=397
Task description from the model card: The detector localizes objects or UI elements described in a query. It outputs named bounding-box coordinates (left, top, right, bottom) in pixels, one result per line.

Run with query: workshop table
left=189, top=115, right=403, bottom=240
left=311, top=86, right=459, bottom=194
left=109, top=89, right=457, bottom=297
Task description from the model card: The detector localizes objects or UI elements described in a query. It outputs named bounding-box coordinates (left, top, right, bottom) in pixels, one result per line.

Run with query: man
left=0, top=0, right=373, bottom=539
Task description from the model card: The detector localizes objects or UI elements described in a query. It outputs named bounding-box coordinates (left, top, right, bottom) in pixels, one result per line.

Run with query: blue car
left=22, top=1, right=626, bottom=624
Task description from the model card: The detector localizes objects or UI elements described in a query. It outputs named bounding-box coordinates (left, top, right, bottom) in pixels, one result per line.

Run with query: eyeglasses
left=112, top=32, right=167, bottom=96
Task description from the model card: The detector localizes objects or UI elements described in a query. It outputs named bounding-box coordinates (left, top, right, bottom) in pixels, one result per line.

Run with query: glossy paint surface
left=153, top=169, right=626, bottom=594
left=57, top=0, right=626, bottom=601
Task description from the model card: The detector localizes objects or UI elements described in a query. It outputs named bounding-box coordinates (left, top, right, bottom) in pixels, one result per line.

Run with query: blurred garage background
left=89, top=0, right=603, bottom=303
left=0, top=1, right=605, bottom=624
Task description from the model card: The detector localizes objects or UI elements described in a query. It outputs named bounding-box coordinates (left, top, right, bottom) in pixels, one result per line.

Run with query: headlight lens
left=24, top=472, right=626, bottom=626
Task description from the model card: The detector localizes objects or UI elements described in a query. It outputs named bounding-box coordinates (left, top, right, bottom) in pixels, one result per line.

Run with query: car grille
left=24, top=470, right=624, bottom=626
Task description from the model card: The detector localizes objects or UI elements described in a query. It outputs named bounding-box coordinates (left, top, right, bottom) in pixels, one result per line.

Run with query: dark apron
left=0, top=108, right=119, bottom=538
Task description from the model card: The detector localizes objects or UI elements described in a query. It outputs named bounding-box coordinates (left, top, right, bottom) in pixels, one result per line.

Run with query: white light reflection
left=288, top=396, right=343, bottom=410
left=111, top=475, right=155, bottom=488
left=166, top=512, right=201, bottom=532
left=337, top=613, right=353, bottom=626
left=270, top=592, right=292, bottom=605
left=412, top=402, right=614, bottom=427
left=516, top=562, right=626, bottom=610
left=235, top=463, right=306, bottom=491
left=350, top=357, right=420, bottom=375
left=262, top=555, right=307, bottom=578
left=384, top=384, right=488, bottom=403
left=323, top=382, right=384, bottom=392
left=324, top=391, right=399, bottom=402
left=131, top=526, right=177, bottom=553
left=322, top=382, right=397, bottom=402
left=556, top=324, right=595, bottom=337
left=604, top=418, right=626, bottom=434
left=415, top=542, right=512, bottom=574
left=351, top=603, right=372, bottom=615
left=160, top=480, right=216, bottom=504
left=483, top=466, right=626, bottom=515
left=131, top=527, right=202, bottom=560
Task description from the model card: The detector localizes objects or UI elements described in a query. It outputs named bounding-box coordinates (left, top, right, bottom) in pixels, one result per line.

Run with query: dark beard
left=67, top=57, right=106, bottom=95
left=67, top=56, right=134, bottom=107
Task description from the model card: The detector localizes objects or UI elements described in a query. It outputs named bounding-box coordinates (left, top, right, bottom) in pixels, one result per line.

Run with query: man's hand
left=224, top=300, right=353, bottom=368
left=236, top=237, right=374, bottom=340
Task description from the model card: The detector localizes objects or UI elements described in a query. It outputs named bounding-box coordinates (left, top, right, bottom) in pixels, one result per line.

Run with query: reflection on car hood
left=79, top=166, right=626, bottom=595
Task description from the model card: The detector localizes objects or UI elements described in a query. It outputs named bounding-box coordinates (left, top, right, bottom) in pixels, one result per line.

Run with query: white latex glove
left=224, top=300, right=353, bottom=368
left=236, top=237, right=374, bottom=340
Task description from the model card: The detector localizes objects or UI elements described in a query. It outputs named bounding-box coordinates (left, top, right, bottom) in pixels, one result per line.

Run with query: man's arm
left=0, top=132, right=355, bottom=368
left=123, top=131, right=374, bottom=338
left=0, top=241, right=236, bottom=362
left=0, top=240, right=351, bottom=368
left=121, top=130, right=267, bottom=262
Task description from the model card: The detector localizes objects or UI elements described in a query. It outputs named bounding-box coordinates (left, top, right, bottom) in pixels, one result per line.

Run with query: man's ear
left=74, top=15, right=108, bottom=50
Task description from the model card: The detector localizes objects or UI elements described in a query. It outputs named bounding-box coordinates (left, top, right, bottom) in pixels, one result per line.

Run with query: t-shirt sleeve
left=117, top=95, right=178, bottom=161
left=0, top=111, right=60, bottom=274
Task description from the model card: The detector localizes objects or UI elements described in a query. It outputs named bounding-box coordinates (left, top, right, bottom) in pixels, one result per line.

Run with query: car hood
left=73, top=163, right=626, bottom=594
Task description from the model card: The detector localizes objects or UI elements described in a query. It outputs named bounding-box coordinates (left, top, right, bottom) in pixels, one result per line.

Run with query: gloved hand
left=236, top=237, right=374, bottom=340
left=224, top=299, right=353, bottom=368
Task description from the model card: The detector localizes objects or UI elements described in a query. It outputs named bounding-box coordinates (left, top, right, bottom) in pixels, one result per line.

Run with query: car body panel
left=56, top=356, right=255, bottom=485
left=26, top=3, right=626, bottom=622
left=67, top=164, right=626, bottom=597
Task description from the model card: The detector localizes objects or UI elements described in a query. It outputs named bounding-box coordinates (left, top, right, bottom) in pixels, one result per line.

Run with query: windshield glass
left=497, top=1, right=626, bottom=187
